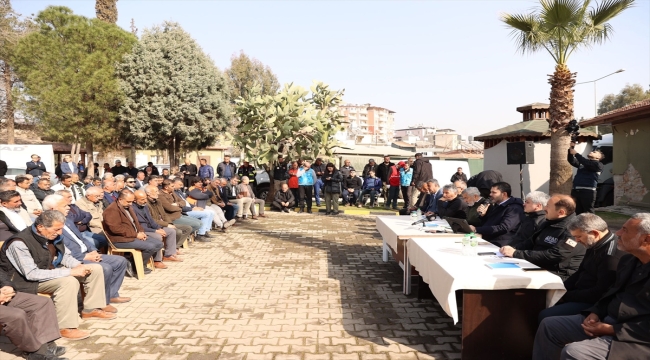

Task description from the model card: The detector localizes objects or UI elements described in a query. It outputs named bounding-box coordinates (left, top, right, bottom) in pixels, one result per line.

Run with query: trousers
left=0, top=292, right=61, bottom=352
left=538, top=302, right=593, bottom=323
left=82, top=231, right=108, bottom=250
left=113, top=237, right=164, bottom=267
left=571, top=189, right=596, bottom=215
left=409, top=187, right=421, bottom=210
left=359, top=189, right=378, bottom=205
left=299, top=185, right=313, bottom=210
left=401, top=186, right=411, bottom=208
left=533, top=314, right=614, bottom=360
left=342, top=189, right=360, bottom=204
left=248, top=199, right=265, bottom=216
left=37, top=264, right=106, bottom=329
left=272, top=200, right=295, bottom=210
left=324, top=192, right=339, bottom=212
left=173, top=215, right=202, bottom=233
left=230, top=198, right=251, bottom=218
left=206, top=205, right=228, bottom=227
left=314, top=179, right=323, bottom=205
left=145, top=227, right=176, bottom=257
left=386, top=186, right=400, bottom=208
left=82, top=254, right=128, bottom=304
left=186, top=210, right=214, bottom=235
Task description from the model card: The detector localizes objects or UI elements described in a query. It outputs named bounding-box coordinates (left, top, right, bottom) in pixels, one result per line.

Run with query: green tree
left=95, top=0, right=118, bottom=24
left=225, top=51, right=280, bottom=101
left=232, top=81, right=344, bottom=199
left=598, top=83, right=650, bottom=115
left=117, top=21, right=231, bottom=168
left=11, top=6, right=136, bottom=176
left=0, top=0, right=32, bottom=144
left=502, top=0, right=633, bottom=194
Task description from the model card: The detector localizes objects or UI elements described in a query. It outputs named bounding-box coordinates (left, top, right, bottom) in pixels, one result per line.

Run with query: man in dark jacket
left=467, top=170, right=503, bottom=198
left=216, top=155, right=238, bottom=181
left=375, top=156, right=395, bottom=205
left=410, top=153, right=433, bottom=207
left=533, top=213, right=650, bottom=360
left=180, top=159, right=198, bottom=189
left=0, top=159, right=7, bottom=177
left=568, top=143, right=604, bottom=215
left=26, top=155, right=46, bottom=177
left=342, top=170, right=363, bottom=206
left=461, top=187, right=487, bottom=226
left=362, top=159, right=377, bottom=179
left=110, top=160, right=129, bottom=176
left=311, top=158, right=326, bottom=207
left=273, top=184, right=295, bottom=212
left=509, top=191, right=549, bottom=247
left=538, top=213, right=624, bottom=322
left=272, top=155, right=289, bottom=192
left=469, top=182, right=525, bottom=247
left=0, top=267, right=67, bottom=360
left=450, top=167, right=468, bottom=183
left=339, top=159, right=355, bottom=179
left=135, top=189, right=185, bottom=263
left=32, top=178, right=54, bottom=204
left=437, top=184, right=468, bottom=219
left=500, top=194, right=586, bottom=281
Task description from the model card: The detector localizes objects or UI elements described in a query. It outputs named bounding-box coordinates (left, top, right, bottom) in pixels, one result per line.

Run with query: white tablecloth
left=407, top=238, right=566, bottom=324
left=376, top=215, right=451, bottom=253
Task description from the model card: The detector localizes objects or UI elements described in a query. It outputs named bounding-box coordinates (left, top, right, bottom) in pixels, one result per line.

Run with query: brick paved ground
left=0, top=212, right=461, bottom=359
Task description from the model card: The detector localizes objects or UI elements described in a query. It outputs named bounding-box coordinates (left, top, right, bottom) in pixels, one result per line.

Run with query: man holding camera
left=568, top=142, right=604, bottom=215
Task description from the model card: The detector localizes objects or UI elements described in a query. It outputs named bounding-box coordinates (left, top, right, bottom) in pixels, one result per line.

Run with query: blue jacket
left=61, top=162, right=78, bottom=174
left=298, top=167, right=317, bottom=186
left=198, top=165, right=214, bottom=180
left=131, top=203, right=161, bottom=233
left=362, top=177, right=382, bottom=191
left=568, top=151, right=603, bottom=189
left=400, top=168, right=413, bottom=187
left=425, top=189, right=444, bottom=214
left=61, top=220, right=97, bottom=262
left=475, top=197, right=526, bottom=247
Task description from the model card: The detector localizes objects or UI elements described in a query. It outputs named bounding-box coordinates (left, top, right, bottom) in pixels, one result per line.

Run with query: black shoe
left=282, top=208, right=289, bottom=213
left=26, top=353, right=68, bottom=360
left=332, top=211, right=339, bottom=215
left=48, top=343, right=66, bottom=357
left=201, top=233, right=214, bottom=239
left=195, top=235, right=212, bottom=242
left=299, top=208, right=304, bottom=213
left=307, top=209, right=313, bottom=214
left=144, top=268, right=152, bottom=274
left=124, top=261, right=135, bottom=278
left=325, top=211, right=331, bottom=215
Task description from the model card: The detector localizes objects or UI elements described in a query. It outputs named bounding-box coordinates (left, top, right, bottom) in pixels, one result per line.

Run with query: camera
left=565, top=119, right=580, bottom=147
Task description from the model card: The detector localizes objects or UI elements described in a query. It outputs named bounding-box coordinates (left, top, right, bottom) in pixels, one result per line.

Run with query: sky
left=12, top=0, right=650, bottom=138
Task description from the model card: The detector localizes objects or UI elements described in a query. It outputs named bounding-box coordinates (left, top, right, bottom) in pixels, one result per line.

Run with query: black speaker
left=506, top=141, right=535, bottom=165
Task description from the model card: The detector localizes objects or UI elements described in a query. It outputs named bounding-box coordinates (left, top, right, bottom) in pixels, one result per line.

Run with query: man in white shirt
left=0, top=190, right=33, bottom=241
left=50, top=175, right=76, bottom=204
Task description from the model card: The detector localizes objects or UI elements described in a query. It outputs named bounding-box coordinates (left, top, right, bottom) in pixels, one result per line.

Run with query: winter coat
left=474, top=197, right=526, bottom=247
left=323, top=170, right=343, bottom=193
left=411, top=158, right=433, bottom=186
left=568, top=151, right=603, bottom=189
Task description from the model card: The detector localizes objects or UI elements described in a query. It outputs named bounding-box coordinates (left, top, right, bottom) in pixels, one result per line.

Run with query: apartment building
left=338, top=103, right=395, bottom=144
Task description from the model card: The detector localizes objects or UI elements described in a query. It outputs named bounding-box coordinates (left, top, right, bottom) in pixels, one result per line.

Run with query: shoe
left=154, top=261, right=168, bottom=269
left=392, top=207, right=398, bottom=210
left=259, top=214, right=267, bottom=218
left=282, top=208, right=289, bottom=213
left=298, top=208, right=304, bottom=213
left=110, top=297, right=131, bottom=304
left=307, top=209, right=313, bottom=214
left=47, top=342, right=66, bottom=357
left=200, top=233, right=214, bottom=239
left=332, top=211, right=339, bottom=215
left=124, top=261, right=135, bottom=278
left=251, top=216, right=259, bottom=220
left=357, top=204, right=362, bottom=208
left=225, top=219, right=236, bottom=228
left=325, top=211, right=331, bottom=215
left=81, top=309, right=116, bottom=320
left=59, top=328, right=90, bottom=341
left=163, top=255, right=183, bottom=262
left=195, top=235, right=212, bottom=242
left=144, top=268, right=152, bottom=274
left=26, top=352, right=68, bottom=360
left=102, top=305, right=117, bottom=313
left=240, top=216, right=249, bottom=221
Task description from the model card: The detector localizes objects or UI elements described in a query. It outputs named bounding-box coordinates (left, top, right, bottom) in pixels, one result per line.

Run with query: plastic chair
left=101, top=229, right=154, bottom=280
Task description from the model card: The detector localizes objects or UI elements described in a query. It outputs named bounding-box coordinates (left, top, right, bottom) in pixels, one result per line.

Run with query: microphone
left=411, top=218, right=428, bottom=226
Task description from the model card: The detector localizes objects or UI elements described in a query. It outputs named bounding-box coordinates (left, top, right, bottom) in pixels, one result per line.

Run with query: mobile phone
left=478, top=252, right=497, bottom=256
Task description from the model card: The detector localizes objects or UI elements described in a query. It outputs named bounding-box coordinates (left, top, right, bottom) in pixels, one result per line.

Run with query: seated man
left=0, top=210, right=114, bottom=341
left=204, top=178, right=237, bottom=229
left=222, top=177, right=244, bottom=220
left=538, top=213, right=624, bottom=322
left=43, top=194, right=130, bottom=307
left=15, top=175, right=43, bottom=217
left=1, top=190, right=34, bottom=242
left=50, top=175, right=76, bottom=204
left=74, top=186, right=109, bottom=250
left=358, top=170, right=382, bottom=208
left=0, top=178, right=16, bottom=191
left=124, top=176, right=137, bottom=192
left=187, top=177, right=233, bottom=230
left=342, top=170, right=362, bottom=206
left=532, top=213, right=650, bottom=360
left=102, top=190, right=164, bottom=273
left=436, top=184, right=468, bottom=219
left=510, top=191, right=549, bottom=247
left=158, top=180, right=208, bottom=242
left=0, top=267, right=67, bottom=360
left=469, top=182, right=525, bottom=247
left=137, top=187, right=188, bottom=262
left=500, top=195, right=585, bottom=280
left=32, top=178, right=54, bottom=204
left=237, top=176, right=266, bottom=219
left=170, top=179, right=215, bottom=237
left=101, top=179, right=117, bottom=209
left=424, top=179, right=443, bottom=219
left=461, top=187, right=486, bottom=226
left=273, top=183, right=295, bottom=212
left=69, top=173, right=85, bottom=201
left=55, top=190, right=108, bottom=252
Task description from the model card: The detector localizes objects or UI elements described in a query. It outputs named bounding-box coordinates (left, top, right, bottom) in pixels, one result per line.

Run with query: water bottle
left=469, top=235, right=479, bottom=256
left=461, top=234, right=470, bottom=256
left=410, top=211, right=417, bottom=221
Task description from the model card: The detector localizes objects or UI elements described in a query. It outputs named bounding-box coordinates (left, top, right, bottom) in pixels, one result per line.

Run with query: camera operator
left=568, top=142, right=604, bottom=215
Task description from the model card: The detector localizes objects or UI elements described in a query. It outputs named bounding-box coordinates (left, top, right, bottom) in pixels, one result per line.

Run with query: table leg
left=461, top=289, right=546, bottom=360
left=382, top=238, right=389, bottom=262
left=403, top=240, right=411, bottom=295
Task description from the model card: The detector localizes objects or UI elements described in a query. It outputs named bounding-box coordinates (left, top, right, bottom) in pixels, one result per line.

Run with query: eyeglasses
left=126, top=181, right=135, bottom=184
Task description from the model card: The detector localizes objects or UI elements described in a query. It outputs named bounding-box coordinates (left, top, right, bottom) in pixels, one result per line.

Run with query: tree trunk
left=547, top=64, right=576, bottom=195
left=86, top=141, right=95, bottom=178
left=3, top=64, right=15, bottom=144
left=266, top=162, right=275, bottom=203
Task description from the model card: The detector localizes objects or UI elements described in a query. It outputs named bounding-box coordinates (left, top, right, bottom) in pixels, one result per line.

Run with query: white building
left=337, top=103, right=395, bottom=145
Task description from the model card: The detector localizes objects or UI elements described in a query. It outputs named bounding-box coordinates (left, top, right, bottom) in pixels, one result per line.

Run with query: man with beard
left=461, top=187, right=486, bottom=226
left=469, top=182, right=525, bottom=247
left=0, top=191, right=33, bottom=242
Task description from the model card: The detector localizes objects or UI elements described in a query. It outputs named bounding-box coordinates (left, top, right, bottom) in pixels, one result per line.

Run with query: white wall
left=483, top=139, right=591, bottom=198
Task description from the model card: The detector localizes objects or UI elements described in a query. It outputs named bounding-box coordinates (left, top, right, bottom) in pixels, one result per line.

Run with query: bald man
left=132, top=189, right=184, bottom=262
left=500, top=195, right=586, bottom=281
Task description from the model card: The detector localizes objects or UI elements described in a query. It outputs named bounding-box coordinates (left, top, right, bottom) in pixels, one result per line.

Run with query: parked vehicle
left=0, top=144, right=56, bottom=183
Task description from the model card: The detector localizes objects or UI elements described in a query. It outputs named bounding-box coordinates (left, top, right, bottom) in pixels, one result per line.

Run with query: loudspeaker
left=506, top=141, right=535, bottom=165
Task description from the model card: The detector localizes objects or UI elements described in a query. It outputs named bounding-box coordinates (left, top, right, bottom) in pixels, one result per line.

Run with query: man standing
left=237, top=160, right=257, bottom=191
left=126, top=161, right=139, bottom=178
left=110, top=160, right=128, bottom=176
left=362, top=159, right=377, bottom=179
left=568, top=143, right=604, bottom=215
left=532, top=213, right=650, bottom=360
left=342, top=170, right=362, bottom=206
left=0, top=210, right=114, bottom=340
left=26, top=155, right=46, bottom=177
left=500, top=195, right=586, bottom=280
left=216, top=155, right=237, bottom=181
left=273, top=184, right=295, bottom=213
left=296, top=162, right=317, bottom=213
left=339, top=159, right=355, bottom=179
left=375, top=156, right=395, bottom=206
left=180, top=159, right=198, bottom=189
left=450, top=167, right=468, bottom=183
left=60, top=155, right=78, bottom=175
left=400, top=163, right=414, bottom=209
left=538, top=213, right=624, bottom=322
left=43, top=194, right=130, bottom=307
left=469, top=182, right=525, bottom=247
left=102, top=191, right=165, bottom=271
left=198, top=158, right=214, bottom=180
left=411, top=153, right=433, bottom=208
left=311, top=158, right=326, bottom=207
left=272, top=155, right=289, bottom=192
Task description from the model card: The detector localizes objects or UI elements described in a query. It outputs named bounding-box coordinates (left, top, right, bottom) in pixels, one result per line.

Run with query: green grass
left=596, top=211, right=629, bottom=228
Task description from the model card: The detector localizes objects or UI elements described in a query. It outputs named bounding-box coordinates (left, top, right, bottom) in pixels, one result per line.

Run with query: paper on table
left=495, top=250, right=507, bottom=258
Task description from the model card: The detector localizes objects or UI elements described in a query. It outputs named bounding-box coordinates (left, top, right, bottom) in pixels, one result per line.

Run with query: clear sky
left=13, top=0, right=650, bottom=137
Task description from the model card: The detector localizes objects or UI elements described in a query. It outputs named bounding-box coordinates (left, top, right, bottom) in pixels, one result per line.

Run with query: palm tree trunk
left=3, top=63, right=15, bottom=144
left=547, top=64, right=576, bottom=195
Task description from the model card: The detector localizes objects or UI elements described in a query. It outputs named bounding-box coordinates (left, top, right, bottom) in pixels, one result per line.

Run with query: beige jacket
left=16, top=187, right=42, bottom=214
left=75, top=196, right=104, bottom=234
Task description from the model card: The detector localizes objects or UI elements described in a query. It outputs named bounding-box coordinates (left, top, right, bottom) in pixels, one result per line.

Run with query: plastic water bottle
left=469, top=235, right=479, bottom=256
left=461, top=234, right=471, bottom=256
left=416, top=208, right=422, bottom=218
left=410, top=211, right=418, bottom=221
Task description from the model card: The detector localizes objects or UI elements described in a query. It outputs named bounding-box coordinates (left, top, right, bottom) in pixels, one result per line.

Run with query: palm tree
left=502, top=0, right=634, bottom=194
